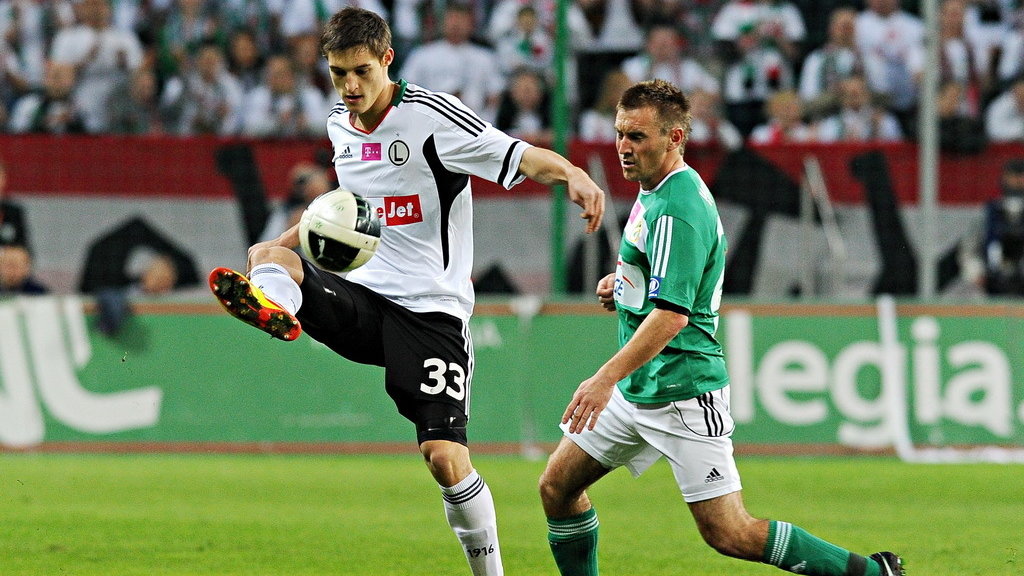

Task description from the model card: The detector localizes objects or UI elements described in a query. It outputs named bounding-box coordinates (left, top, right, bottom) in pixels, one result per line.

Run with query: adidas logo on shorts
left=704, top=468, right=725, bottom=484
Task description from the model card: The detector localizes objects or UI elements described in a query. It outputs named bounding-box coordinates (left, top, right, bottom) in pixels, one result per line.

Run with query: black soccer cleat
left=869, top=551, right=905, bottom=576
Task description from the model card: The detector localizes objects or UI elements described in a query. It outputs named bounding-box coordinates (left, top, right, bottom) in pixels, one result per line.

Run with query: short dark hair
left=320, top=7, right=391, bottom=60
left=618, top=79, right=692, bottom=147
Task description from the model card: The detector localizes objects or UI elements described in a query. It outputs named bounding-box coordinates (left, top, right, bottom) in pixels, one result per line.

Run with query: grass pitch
left=1, top=453, right=1020, bottom=575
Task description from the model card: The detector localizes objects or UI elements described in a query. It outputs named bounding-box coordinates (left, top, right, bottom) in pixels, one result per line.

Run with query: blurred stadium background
left=4, top=0, right=1024, bottom=573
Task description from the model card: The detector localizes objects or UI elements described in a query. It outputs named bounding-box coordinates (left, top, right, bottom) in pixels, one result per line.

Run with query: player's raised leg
left=423, top=440, right=504, bottom=576
left=209, top=246, right=305, bottom=341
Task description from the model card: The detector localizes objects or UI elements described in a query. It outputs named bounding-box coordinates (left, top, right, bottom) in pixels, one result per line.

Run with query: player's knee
left=537, top=467, right=571, bottom=509
left=423, top=445, right=450, bottom=470
left=538, top=471, right=555, bottom=505
left=420, top=440, right=471, bottom=486
left=249, top=246, right=303, bottom=281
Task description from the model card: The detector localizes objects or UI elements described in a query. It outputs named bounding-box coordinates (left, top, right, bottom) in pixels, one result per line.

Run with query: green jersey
left=612, top=165, right=728, bottom=403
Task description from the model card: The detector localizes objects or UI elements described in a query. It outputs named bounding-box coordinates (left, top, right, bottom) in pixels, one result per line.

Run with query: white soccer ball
left=298, top=187, right=381, bottom=273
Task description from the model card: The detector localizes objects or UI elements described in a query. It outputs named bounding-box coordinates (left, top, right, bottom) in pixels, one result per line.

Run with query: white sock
left=249, top=263, right=302, bottom=315
left=440, top=470, right=503, bottom=576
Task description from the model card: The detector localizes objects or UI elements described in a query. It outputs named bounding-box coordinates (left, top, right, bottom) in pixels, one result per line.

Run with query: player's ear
left=669, top=126, right=685, bottom=150
left=381, top=48, right=395, bottom=68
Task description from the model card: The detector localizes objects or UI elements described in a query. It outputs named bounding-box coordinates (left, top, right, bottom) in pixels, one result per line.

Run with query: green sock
left=763, top=521, right=879, bottom=576
left=547, top=508, right=599, bottom=576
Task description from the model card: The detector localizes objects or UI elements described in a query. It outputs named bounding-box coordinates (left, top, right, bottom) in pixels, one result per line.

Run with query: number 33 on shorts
left=420, top=358, right=467, bottom=400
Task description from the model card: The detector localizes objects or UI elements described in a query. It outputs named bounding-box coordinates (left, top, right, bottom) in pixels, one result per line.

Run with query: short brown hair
left=320, top=7, right=392, bottom=59
left=618, top=79, right=692, bottom=147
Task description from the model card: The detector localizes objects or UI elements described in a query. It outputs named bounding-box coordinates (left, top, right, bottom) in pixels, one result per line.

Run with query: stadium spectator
left=984, top=157, right=1024, bottom=292
left=963, top=0, right=1017, bottom=60
left=388, top=0, right=423, bottom=67
left=855, top=0, right=925, bottom=130
left=748, top=89, right=815, bottom=144
left=487, top=0, right=583, bottom=106
left=993, top=3, right=1024, bottom=88
left=258, top=161, right=333, bottom=243
left=400, top=3, right=505, bottom=123
left=78, top=216, right=200, bottom=296
left=79, top=215, right=202, bottom=335
left=687, top=87, right=744, bottom=150
left=240, top=53, right=326, bottom=138
left=209, top=8, right=604, bottom=576
left=577, top=68, right=631, bottom=142
left=996, top=27, right=1024, bottom=88
left=0, top=0, right=76, bottom=92
left=225, top=27, right=265, bottom=93
left=798, top=7, right=863, bottom=120
left=7, top=59, right=85, bottom=133
left=136, top=252, right=181, bottom=295
left=109, top=0, right=170, bottom=38
left=278, top=0, right=387, bottom=47
left=574, top=0, right=645, bottom=54
left=816, top=75, right=903, bottom=142
left=0, top=156, right=30, bottom=250
left=0, top=244, right=48, bottom=294
left=0, top=36, right=29, bottom=121
left=153, top=0, right=222, bottom=81
left=630, top=0, right=690, bottom=31
left=289, top=31, right=332, bottom=98
left=106, top=66, right=165, bottom=135
left=495, top=67, right=552, bottom=143
left=217, top=0, right=283, bottom=55
left=48, top=0, right=145, bottom=133
left=960, top=157, right=1024, bottom=294
left=926, top=0, right=991, bottom=118
left=620, top=24, right=720, bottom=95
left=720, top=19, right=795, bottom=138
left=711, top=0, right=807, bottom=64
left=786, top=0, right=845, bottom=50
left=160, top=41, right=244, bottom=136
left=676, top=0, right=727, bottom=64
left=492, top=5, right=554, bottom=79
left=487, top=0, right=591, bottom=51
left=984, top=76, right=1024, bottom=142
left=932, top=79, right=987, bottom=154
left=571, top=0, right=645, bottom=107
left=537, top=78, right=906, bottom=576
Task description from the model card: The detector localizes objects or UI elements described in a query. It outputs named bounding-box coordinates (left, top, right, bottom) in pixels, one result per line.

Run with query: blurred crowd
left=1, top=0, right=1024, bottom=148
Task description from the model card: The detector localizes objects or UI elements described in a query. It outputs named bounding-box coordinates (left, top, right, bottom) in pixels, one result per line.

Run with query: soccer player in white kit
left=209, top=7, right=605, bottom=576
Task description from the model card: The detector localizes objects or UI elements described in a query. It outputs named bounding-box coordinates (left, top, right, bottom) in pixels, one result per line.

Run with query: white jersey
left=326, top=80, right=530, bottom=321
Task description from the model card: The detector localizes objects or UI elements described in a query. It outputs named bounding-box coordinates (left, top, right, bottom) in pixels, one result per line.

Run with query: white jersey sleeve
left=431, top=110, right=531, bottom=190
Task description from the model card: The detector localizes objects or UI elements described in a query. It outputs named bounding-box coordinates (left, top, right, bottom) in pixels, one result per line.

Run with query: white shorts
left=562, top=386, right=742, bottom=503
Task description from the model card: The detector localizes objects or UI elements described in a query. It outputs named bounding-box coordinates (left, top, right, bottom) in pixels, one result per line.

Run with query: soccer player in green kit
left=538, top=79, right=905, bottom=576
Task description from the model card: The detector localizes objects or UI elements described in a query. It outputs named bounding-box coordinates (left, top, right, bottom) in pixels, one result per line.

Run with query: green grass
left=1, top=454, right=1020, bottom=575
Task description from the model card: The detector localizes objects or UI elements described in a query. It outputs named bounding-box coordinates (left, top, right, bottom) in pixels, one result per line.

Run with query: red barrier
left=3, top=134, right=1020, bottom=204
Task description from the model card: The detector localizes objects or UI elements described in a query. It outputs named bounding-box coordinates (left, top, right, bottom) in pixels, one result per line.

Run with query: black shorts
left=297, top=260, right=472, bottom=445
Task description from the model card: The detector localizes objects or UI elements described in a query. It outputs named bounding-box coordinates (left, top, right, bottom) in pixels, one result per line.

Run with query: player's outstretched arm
left=518, top=147, right=605, bottom=234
